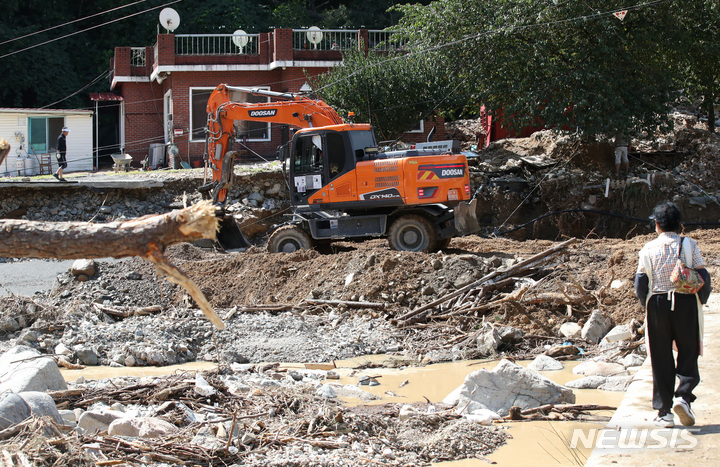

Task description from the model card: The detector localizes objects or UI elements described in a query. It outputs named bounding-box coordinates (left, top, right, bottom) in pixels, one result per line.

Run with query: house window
left=191, top=87, right=271, bottom=142
left=28, top=117, right=65, bottom=153
left=408, top=120, right=424, bottom=133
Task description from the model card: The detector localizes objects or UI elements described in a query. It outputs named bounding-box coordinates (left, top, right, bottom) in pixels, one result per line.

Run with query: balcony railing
left=131, top=47, right=146, bottom=67
left=293, top=29, right=358, bottom=51
left=368, top=30, right=405, bottom=51
left=175, top=34, right=260, bottom=55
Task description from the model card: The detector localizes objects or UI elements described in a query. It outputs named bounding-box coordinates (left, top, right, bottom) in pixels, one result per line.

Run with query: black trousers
left=646, top=293, right=700, bottom=412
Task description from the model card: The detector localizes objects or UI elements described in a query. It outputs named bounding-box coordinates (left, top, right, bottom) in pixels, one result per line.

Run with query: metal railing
left=175, top=34, right=260, bottom=55
left=368, top=30, right=405, bottom=51
left=293, top=29, right=358, bottom=51
left=131, top=47, right=146, bottom=67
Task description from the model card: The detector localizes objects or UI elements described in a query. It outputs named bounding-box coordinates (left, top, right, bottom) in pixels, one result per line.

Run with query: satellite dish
left=306, top=26, right=323, bottom=49
left=159, top=8, right=180, bottom=33
left=232, top=29, right=249, bottom=52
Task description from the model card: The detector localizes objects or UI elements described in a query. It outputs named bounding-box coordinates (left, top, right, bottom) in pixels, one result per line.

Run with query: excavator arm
left=204, top=84, right=343, bottom=204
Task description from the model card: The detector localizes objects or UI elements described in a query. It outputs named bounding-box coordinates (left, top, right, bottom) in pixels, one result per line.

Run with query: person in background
left=635, top=201, right=711, bottom=427
left=614, top=132, right=629, bottom=177
left=54, top=127, right=69, bottom=182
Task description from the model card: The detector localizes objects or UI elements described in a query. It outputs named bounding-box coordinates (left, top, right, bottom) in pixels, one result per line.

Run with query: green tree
left=310, top=47, right=460, bottom=142
left=667, top=0, right=720, bottom=132
left=392, top=0, right=679, bottom=139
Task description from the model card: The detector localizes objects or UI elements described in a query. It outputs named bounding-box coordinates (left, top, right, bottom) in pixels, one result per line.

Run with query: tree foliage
left=310, top=47, right=459, bottom=142
left=391, top=0, right=686, bottom=138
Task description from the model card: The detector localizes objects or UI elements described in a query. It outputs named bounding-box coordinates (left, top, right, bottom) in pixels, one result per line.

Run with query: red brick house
left=109, top=28, right=445, bottom=168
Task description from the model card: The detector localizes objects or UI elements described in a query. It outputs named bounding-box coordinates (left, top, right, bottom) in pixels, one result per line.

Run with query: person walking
left=635, top=201, right=711, bottom=427
left=54, top=127, right=69, bottom=182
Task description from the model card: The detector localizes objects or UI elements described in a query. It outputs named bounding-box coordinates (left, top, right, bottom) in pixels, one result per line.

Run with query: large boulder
left=18, top=391, right=63, bottom=424
left=0, top=392, right=31, bottom=430
left=0, top=346, right=67, bottom=394
left=443, top=359, right=575, bottom=416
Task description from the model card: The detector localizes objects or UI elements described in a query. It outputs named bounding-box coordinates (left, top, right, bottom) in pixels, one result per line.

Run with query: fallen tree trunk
left=0, top=201, right=226, bottom=329
left=0, top=201, right=218, bottom=259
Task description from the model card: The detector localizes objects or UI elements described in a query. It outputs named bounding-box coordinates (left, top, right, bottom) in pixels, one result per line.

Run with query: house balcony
left=110, top=28, right=403, bottom=88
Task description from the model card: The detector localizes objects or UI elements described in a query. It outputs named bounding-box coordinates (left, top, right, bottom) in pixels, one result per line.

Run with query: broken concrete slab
left=443, top=359, right=575, bottom=416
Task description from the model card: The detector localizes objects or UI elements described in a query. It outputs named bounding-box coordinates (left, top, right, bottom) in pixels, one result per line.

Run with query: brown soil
left=164, top=228, right=720, bottom=358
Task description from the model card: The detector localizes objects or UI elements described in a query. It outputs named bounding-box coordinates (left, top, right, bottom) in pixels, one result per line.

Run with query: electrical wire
left=0, top=0, right=182, bottom=60
left=0, top=0, right=148, bottom=46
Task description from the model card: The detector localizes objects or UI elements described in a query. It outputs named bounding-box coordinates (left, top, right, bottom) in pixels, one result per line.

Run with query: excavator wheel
left=268, top=225, right=313, bottom=253
left=435, top=237, right=452, bottom=250
left=388, top=215, right=438, bottom=252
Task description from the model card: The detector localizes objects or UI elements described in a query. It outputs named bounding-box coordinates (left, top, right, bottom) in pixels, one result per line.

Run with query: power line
left=0, top=0, right=182, bottom=60
left=0, top=0, right=148, bottom=46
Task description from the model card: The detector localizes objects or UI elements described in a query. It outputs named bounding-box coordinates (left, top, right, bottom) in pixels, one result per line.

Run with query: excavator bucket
left=216, top=214, right=251, bottom=250
left=454, top=198, right=482, bottom=236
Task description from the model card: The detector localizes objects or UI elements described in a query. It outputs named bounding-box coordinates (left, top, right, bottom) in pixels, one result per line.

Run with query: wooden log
left=0, top=201, right=225, bottom=330
left=0, top=201, right=218, bottom=260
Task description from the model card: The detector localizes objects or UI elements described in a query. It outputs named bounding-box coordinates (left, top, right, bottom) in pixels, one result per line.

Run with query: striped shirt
left=637, top=232, right=706, bottom=293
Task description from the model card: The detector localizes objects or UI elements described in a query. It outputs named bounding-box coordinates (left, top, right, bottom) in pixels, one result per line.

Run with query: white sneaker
left=654, top=412, right=675, bottom=428
left=673, top=398, right=695, bottom=426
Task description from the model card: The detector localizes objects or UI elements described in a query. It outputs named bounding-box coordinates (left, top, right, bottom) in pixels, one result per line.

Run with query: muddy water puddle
left=62, top=357, right=624, bottom=466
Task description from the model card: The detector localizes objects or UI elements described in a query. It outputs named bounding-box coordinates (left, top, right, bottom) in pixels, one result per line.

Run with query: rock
left=335, top=385, right=379, bottom=401
left=581, top=310, right=614, bottom=344
left=316, top=384, right=337, bottom=399
left=77, top=409, right=125, bottom=434
left=0, top=316, right=21, bottom=333
left=499, top=326, right=524, bottom=344
left=190, top=426, right=226, bottom=451
left=527, top=355, right=563, bottom=371
left=565, top=376, right=608, bottom=389
left=399, top=404, right=419, bottom=420
left=75, top=346, right=99, bottom=366
left=0, top=392, right=31, bottom=430
left=71, top=259, right=96, bottom=277
left=443, top=359, right=575, bottom=416
left=18, top=391, right=63, bottom=424
left=572, top=360, right=625, bottom=377
left=558, top=322, right=582, bottom=338
left=598, top=375, right=634, bottom=392
left=601, top=325, right=632, bottom=344
left=465, top=408, right=501, bottom=425
left=621, top=353, right=646, bottom=368
left=476, top=324, right=502, bottom=356
left=0, top=346, right=67, bottom=394
left=108, top=417, right=178, bottom=438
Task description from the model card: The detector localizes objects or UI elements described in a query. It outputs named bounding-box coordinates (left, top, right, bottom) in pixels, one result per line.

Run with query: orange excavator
left=202, top=84, right=479, bottom=252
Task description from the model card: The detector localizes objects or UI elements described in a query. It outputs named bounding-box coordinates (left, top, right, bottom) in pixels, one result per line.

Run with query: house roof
left=0, top=108, right=92, bottom=115
left=89, top=93, right=123, bottom=102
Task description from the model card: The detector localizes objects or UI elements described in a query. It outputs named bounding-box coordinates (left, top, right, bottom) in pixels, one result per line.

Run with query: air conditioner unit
left=149, top=143, right=166, bottom=168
